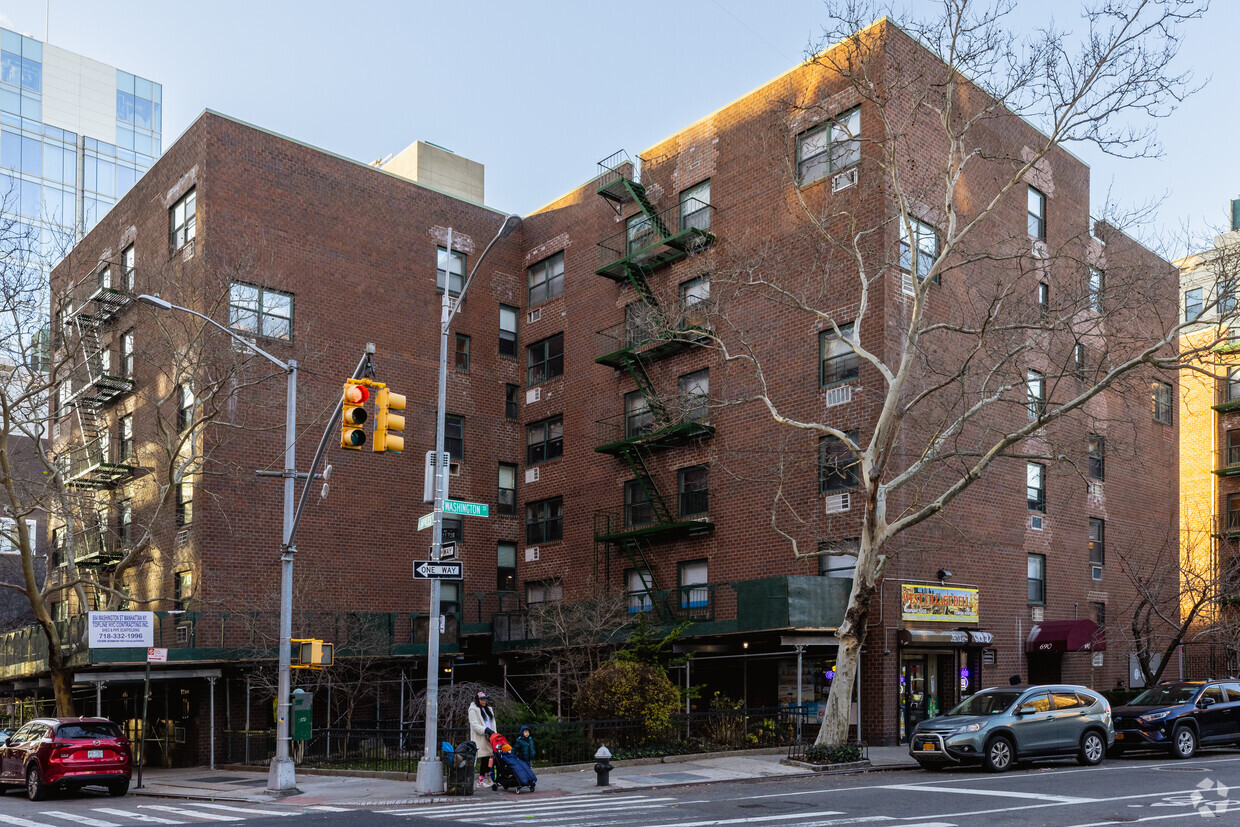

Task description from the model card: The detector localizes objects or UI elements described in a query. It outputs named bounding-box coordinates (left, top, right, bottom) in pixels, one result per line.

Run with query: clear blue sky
left=3, top=0, right=1235, bottom=255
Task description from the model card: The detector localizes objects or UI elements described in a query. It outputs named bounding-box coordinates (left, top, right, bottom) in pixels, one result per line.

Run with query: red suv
left=0, top=717, right=131, bottom=800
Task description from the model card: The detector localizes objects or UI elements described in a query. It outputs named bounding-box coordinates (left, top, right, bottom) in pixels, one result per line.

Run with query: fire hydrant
left=594, top=746, right=613, bottom=786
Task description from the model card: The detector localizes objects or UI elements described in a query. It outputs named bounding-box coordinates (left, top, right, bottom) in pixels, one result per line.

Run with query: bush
left=575, top=661, right=680, bottom=737
left=803, top=742, right=865, bottom=765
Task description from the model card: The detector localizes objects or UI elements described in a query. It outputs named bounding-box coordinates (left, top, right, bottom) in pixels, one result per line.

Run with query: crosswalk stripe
left=136, top=807, right=241, bottom=823
left=91, top=809, right=186, bottom=825
left=38, top=814, right=119, bottom=827
left=0, top=814, right=54, bottom=827
left=305, top=806, right=353, bottom=812
left=642, top=813, right=844, bottom=827
left=173, top=804, right=295, bottom=817
left=462, top=804, right=682, bottom=826
left=410, top=794, right=667, bottom=816
left=881, top=784, right=1095, bottom=804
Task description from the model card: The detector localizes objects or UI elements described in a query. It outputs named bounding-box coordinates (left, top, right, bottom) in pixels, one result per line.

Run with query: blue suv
left=1112, top=680, right=1240, bottom=758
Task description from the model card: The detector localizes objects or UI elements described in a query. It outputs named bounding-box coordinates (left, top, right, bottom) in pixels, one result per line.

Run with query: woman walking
left=467, top=690, right=496, bottom=785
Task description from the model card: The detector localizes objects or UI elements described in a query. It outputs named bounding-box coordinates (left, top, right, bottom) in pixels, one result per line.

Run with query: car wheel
left=1078, top=731, right=1105, bottom=766
left=107, top=779, right=129, bottom=797
left=1172, top=725, right=1197, bottom=759
left=26, top=765, right=47, bottom=802
left=983, top=735, right=1015, bottom=773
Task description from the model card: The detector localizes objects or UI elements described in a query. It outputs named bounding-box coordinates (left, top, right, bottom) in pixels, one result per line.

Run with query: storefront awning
left=1025, top=620, right=1105, bottom=653
left=899, top=629, right=993, bottom=647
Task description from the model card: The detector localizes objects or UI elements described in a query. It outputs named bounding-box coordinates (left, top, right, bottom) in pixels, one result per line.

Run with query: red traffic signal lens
left=344, top=385, right=369, bottom=404
left=343, top=407, right=367, bottom=425
left=343, top=428, right=366, bottom=447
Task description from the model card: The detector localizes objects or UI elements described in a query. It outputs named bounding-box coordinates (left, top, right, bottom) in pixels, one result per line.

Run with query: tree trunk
left=48, top=645, right=76, bottom=716
left=815, top=627, right=861, bottom=745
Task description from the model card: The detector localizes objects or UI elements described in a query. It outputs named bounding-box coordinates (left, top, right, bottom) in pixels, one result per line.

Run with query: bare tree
left=650, top=1, right=1216, bottom=746
left=522, top=596, right=632, bottom=718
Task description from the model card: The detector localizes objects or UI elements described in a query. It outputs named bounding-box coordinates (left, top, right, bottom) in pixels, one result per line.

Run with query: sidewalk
left=129, top=745, right=919, bottom=807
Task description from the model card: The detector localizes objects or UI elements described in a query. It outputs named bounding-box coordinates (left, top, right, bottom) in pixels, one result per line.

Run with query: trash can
left=446, top=740, right=478, bottom=795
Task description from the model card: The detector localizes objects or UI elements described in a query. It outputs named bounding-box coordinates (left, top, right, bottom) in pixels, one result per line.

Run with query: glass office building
left=0, top=27, right=162, bottom=268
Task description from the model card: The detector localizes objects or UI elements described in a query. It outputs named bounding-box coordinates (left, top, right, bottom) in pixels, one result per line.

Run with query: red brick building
left=4, top=19, right=1179, bottom=757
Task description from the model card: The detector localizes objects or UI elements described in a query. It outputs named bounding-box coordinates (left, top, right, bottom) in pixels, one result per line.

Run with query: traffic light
left=373, top=387, right=406, bottom=453
left=291, top=638, right=333, bottom=669
left=341, top=381, right=369, bottom=449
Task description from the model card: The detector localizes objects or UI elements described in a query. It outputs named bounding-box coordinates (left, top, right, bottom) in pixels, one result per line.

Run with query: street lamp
left=136, top=293, right=302, bottom=794
left=415, top=213, right=520, bottom=795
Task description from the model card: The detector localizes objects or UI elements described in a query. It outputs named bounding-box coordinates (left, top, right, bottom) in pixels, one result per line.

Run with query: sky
left=2, top=0, right=1236, bottom=257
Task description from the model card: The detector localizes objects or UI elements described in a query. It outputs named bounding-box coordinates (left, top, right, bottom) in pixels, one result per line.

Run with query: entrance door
left=1027, top=652, right=1062, bottom=685
left=902, top=654, right=947, bottom=738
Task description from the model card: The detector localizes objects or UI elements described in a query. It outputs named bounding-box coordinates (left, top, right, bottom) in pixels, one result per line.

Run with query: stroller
left=488, top=731, right=537, bottom=793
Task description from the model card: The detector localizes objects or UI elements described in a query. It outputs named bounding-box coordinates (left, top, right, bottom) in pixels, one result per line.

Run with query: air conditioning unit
left=1030, top=515, right=1044, bottom=531
left=831, top=168, right=858, bottom=193
left=525, top=546, right=540, bottom=562
left=448, top=461, right=461, bottom=477
left=1092, top=566, right=1103, bottom=581
left=525, top=466, right=540, bottom=483
left=174, top=726, right=186, bottom=744
left=1032, top=239, right=1048, bottom=259
left=982, top=649, right=997, bottom=666
left=528, top=308, right=541, bottom=324
left=176, top=621, right=193, bottom=644
left=824, top=492, right=850, bottom=514
left=901, top=272, right=914, bottom=296
left=824, top=385, right=852, bottom=408
left=526, top=387, right=541, bottom=404
left=175, top=529, right=189, bottom=548
left=52, top=423, right=61, bottom=441
left=1031, top=606, right=1044, bottom=622
left=447, top=297, right=458, bottom=313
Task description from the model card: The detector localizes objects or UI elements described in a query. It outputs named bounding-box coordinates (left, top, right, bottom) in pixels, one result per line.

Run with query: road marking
left=305, top=806, right=353, bottom=812
left=136, top=807, right=242, bottom=822
left=0, top=815, right=56, bottom=827
left=881, top=783, right=1097, bottom=804
left=92, top=809, right=186, bottom=824
left=39, top=814, right=120, bottom=827
left=641, top=812, right=844, bottom=827
left=459, top=805, right=684, bottom=826
left=172, top=804, right=295, bottom=817
left=403, top=794, right=671, bottom=817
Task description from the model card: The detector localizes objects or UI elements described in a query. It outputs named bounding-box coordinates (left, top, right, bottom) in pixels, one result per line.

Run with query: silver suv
left=909, top=684, right=1114, bottom=772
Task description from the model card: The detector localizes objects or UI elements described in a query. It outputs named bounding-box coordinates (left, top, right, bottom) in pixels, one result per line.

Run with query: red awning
left=1025, top=620, right=1106, bottom=653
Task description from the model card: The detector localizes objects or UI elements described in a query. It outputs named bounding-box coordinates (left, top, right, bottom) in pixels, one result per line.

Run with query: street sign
left=417, top=512, right=435, bottom=531
left=444, top=500, right=489, bottom=517
left=147, top=648, right=168, bottom=663
left=439, top=542, right=457, bottom=560
left=413, top=560, right=463, bottom=580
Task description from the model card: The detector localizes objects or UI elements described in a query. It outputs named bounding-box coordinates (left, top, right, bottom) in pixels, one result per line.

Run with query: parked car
left=0, top=717, right=131, bottom=800
left=1112, top=680, right=1240, bottom=758
left=909, top=684, right=1113, bottom=772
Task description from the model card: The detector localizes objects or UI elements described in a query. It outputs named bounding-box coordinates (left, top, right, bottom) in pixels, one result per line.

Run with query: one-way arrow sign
left=413, top=560, right=463, bottom=580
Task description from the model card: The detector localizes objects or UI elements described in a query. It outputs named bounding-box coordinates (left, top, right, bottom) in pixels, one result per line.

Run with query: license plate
left=88, top=749, right=103, bottom=758
left=921, top=743, right=937, bottom=751
left=1114, top=733, right=1124, bottom=740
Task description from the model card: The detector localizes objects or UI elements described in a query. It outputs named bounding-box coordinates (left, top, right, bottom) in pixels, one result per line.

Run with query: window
left=680, top=179, right=711, bottom=232
left=527, top=333, right=564, bottom=385
left=1228, top=369, right=1240, bottom=405
left=819, top=538, right=859, bottom=578
left=1073, top=343, right=1086, bottom=380
left=1229, top=493, right=1240, bottom=531
left=442, top=515, right=463, bottom=545
left=1089, top=267, right=1104, bottom=312
left=1152, top=380, right=1172, bottom=425
left=1091, top=601, right=1106, bottom=629
left=1038, top=282, right=1049, bottom=319
left=900, top=218, right=938, bottom=283
left=679, top=559, right=709, bottom=609
left=1089, top=518, right=1105, bottom=566
left=1027, top=369, right=1045, bottom=419
left=1027, top=186, right=1046, bottom=240
left=625, top=301, right=656, bottom=346
left=1221, top=283, right=1237, bottom=317
left=1052, top=692, right=1085, bottom=711
left=498, top=463, right=516, bottom=514
left=1228, top=429, right=1240, bottom=468
left=526, top=579, right=563, bottom=605
left=1027, top=462, right=1046, bottom=512
left=819, top=430, right=860, bottom=493
left=680, top=275, right=710, bottom=312
left=525, top=497, right=563, bottom=544
left=120, top=329, right=134, bottom=379
left=625, top=479, right=653, bottom=527
left=445, top=415, right=464, bottom=461
left=497, top=541, right=517, bottom=592
left=1088, top=434, right=1105, bottom=481
left=454, top=333, right=470, bottom=371
left=527, top=251, right=564, bottom=306
left=626, top=567, right=653, bottom=613
left=174, top=570, right=192, bottom=610
left=796, top=107, right=860, bottom=185
left=440, top=581, right=460, bottom=617
left=436, top=246, right=465, bottom=296
left=679, top=369, right=709, bottom=422
left=177, top=383, right=194, bottom=432
left=119, top=414, right=133, bottom=463
left=229, top=282, right=293, bottom=341
left=626, top=212, right=654, bottom=256
left=51, top=527, right=64, bottom=567
left=117, top=499, right=131, bottom=544
left=170, top=188, right=196, bottom=250
left=121, top=245, right=134, bottom=291
left=679, top=465, right=709, bottom=517
left=820, top=323, right=860, bottom=386
left=1028, top=554, right=1046, bottom=604
left=505, top=384, right=519, bottom=421
left=526, top=415, right=563, bottom=464
left=499, top=305, right=518, bottom=357
left=625, top=391, right=653, bottom=438
left=176, top=479, right=193, bottom=526
left=1185, top=287, right=1203, bottom=321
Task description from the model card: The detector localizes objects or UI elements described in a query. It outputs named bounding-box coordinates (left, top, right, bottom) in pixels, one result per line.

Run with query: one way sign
left=413, top=561, right=463, bottom=580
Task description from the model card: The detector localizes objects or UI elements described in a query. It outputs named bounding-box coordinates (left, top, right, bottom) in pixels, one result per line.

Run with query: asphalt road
left=4, top=750, right=1240, bottom=826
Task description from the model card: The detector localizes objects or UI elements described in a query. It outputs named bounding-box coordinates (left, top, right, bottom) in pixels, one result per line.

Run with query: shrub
left=804, top=742, right=865, bottom=764
left=575, top=661, right=680, bottom=736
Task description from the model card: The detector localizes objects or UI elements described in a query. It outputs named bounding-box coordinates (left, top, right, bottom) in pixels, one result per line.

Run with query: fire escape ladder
left=620, top=444, right=673, bottom=525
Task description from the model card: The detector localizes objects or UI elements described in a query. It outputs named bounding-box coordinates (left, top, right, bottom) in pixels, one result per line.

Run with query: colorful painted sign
left=900, top=584, right=979, bottom=623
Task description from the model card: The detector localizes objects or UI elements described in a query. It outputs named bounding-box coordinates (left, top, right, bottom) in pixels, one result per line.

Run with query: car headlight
left=950, top=723, right=983, bottom=735
left=1138, top=710, right=1171, bottom=725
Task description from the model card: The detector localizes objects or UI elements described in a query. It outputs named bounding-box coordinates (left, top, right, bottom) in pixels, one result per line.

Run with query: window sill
left=525, top=456, right=563, bottom=468
left=820, top=487, right=859, bottom=496
left=819, top=378, right=859, bottom=391
left=526, top=375, right=564, bottom=389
